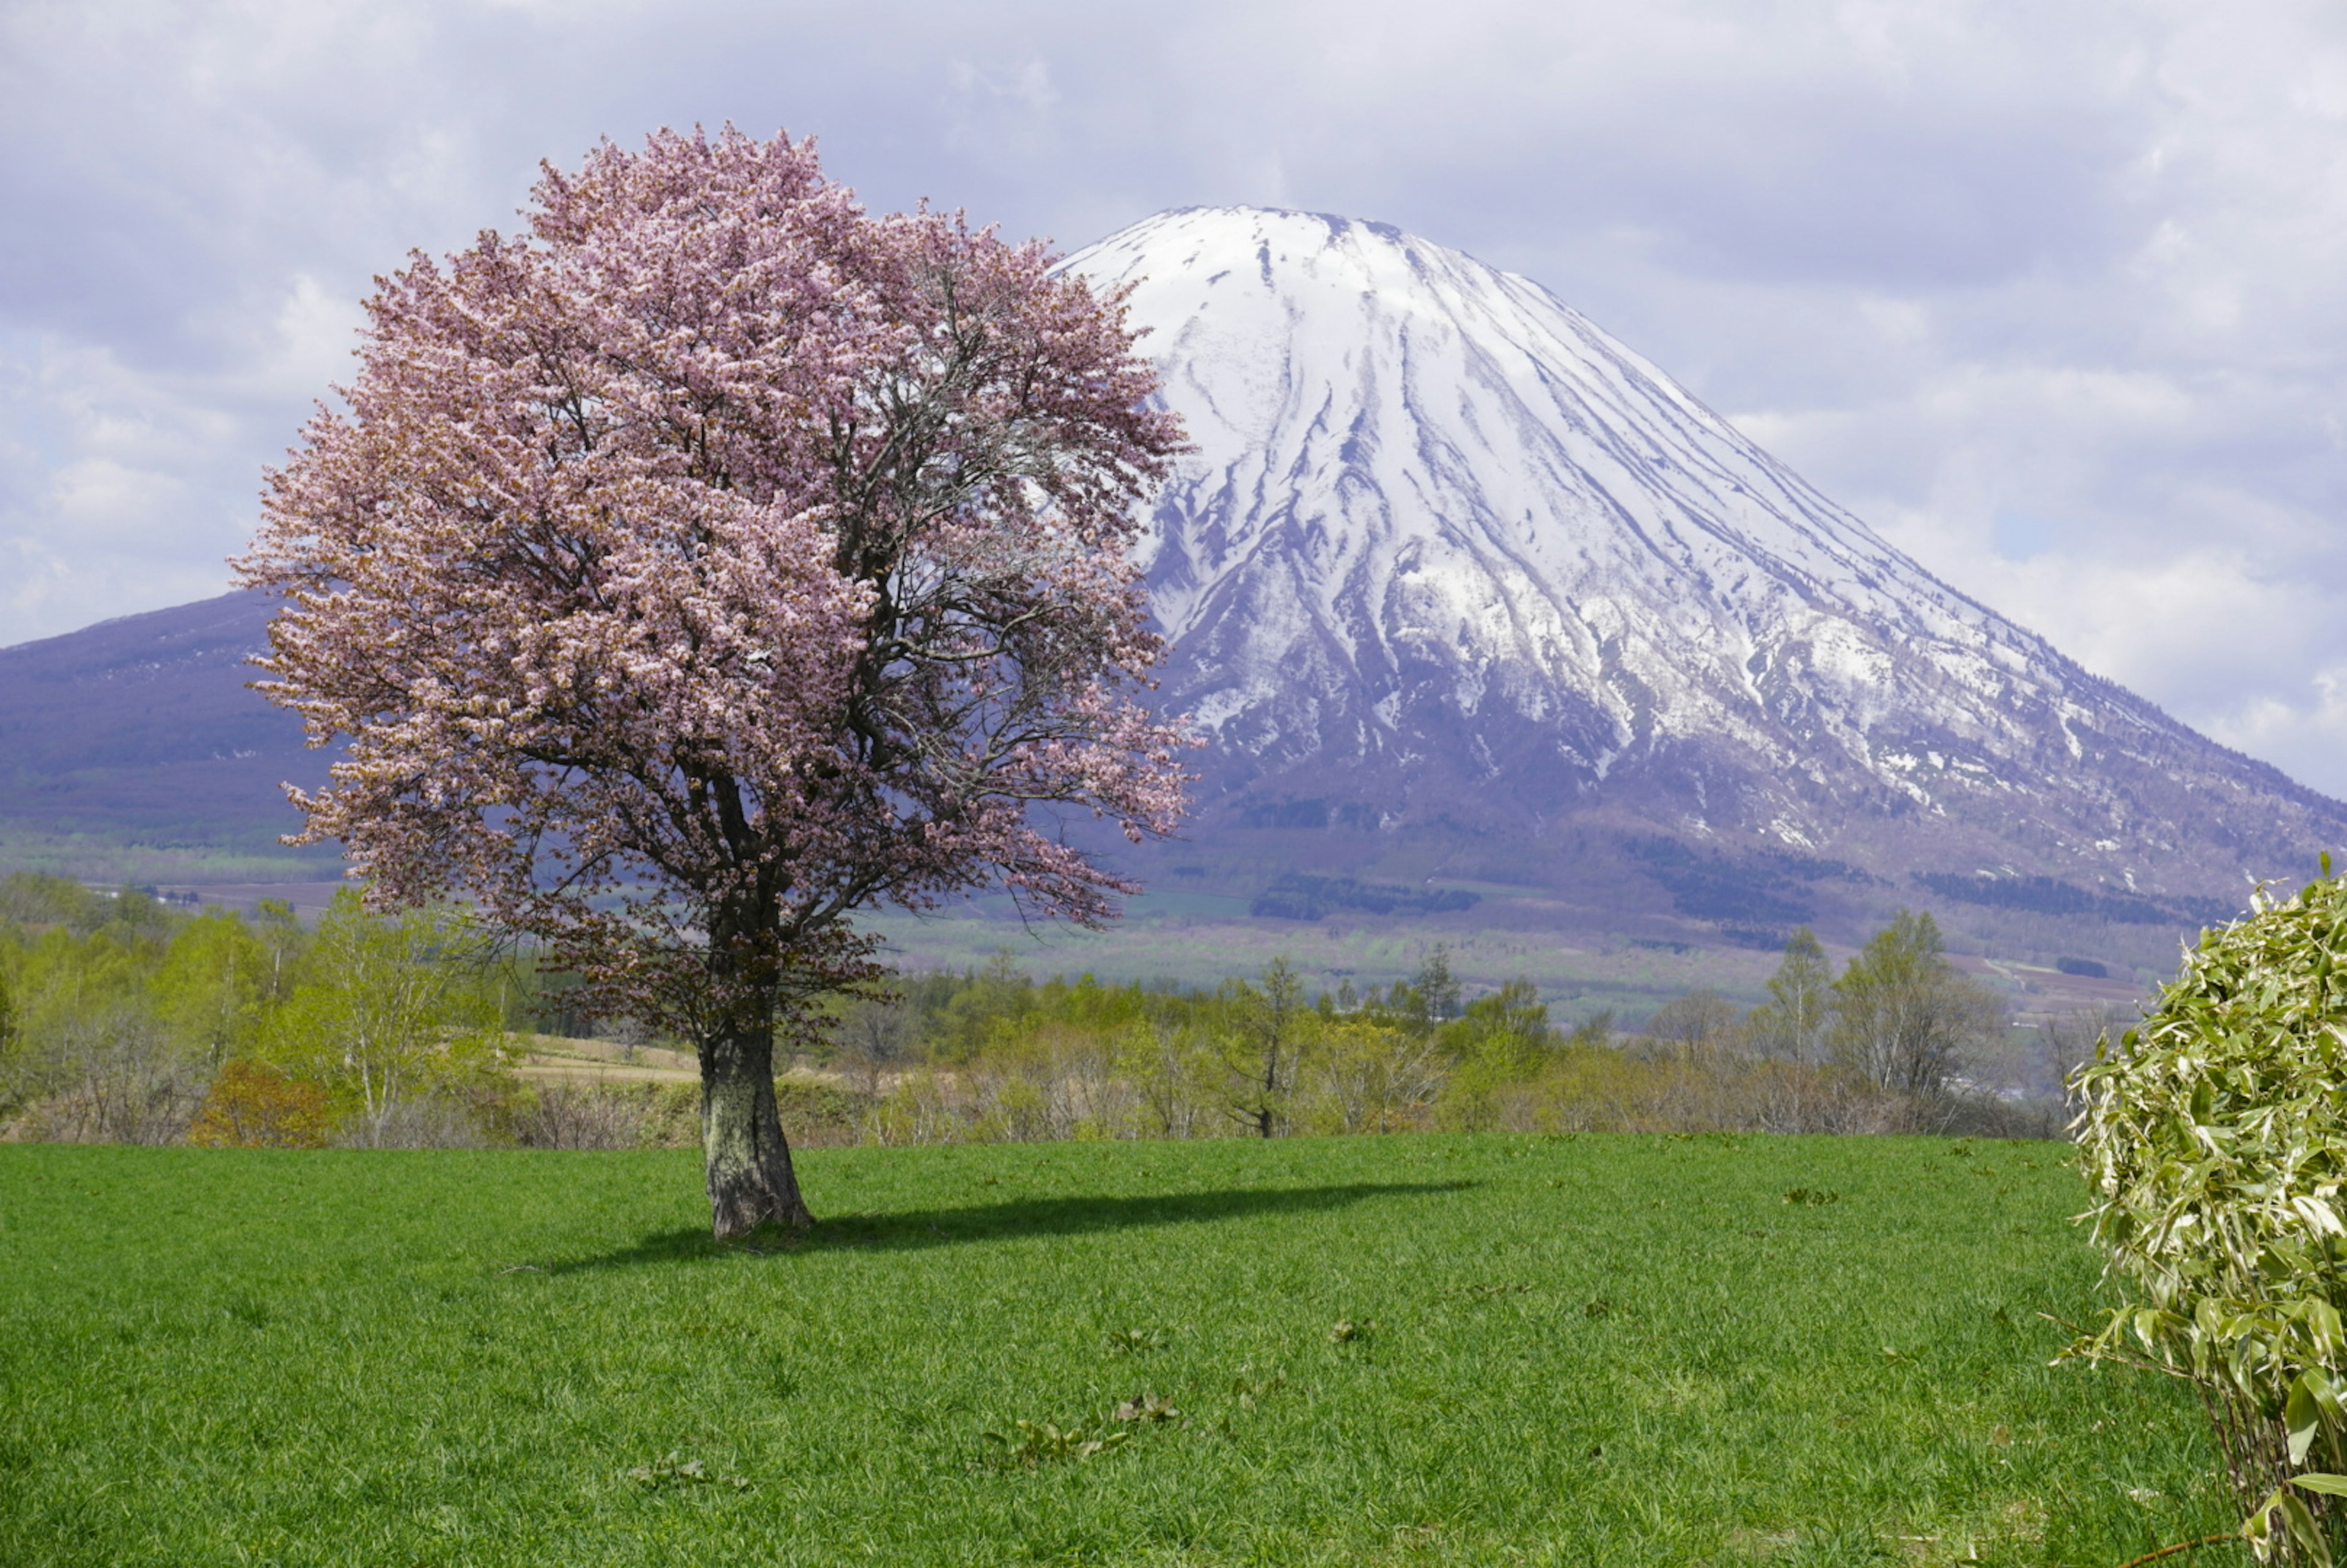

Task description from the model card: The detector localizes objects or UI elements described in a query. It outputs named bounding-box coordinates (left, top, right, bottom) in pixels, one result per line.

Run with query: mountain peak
left=1074, top=207, right=1992, bottom=643
left=1064, top=208, right=2340, bottom=927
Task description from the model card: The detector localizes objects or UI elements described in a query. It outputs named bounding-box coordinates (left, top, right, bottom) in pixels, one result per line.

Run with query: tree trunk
left=699, top=1024, right=815, bottom=1239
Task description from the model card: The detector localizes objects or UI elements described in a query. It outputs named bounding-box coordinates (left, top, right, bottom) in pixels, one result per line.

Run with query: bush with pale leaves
left=2076, top=864, right=2347, bottom=1562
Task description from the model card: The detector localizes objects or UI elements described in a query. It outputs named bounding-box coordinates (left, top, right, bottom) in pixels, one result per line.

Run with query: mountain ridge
left=1, top=206, right=2336, bottom=965
left=0, top=589, right=330, bottom=865
left=1062, top=205, right=2343, bottom=928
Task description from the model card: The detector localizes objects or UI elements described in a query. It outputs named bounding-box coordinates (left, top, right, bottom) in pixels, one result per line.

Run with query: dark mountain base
left=0, top=591, right=2266, bottom=1004
left=0, top=591, right=340, bottom=881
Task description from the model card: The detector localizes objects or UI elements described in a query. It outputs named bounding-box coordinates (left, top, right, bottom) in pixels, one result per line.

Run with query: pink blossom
left=238, top=127, right=1190, bottom=1233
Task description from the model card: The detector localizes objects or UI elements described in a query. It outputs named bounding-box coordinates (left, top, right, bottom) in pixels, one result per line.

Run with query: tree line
left=821, top=913, right=2064, bottom=1145
left=0, top=876, right=513, bottom=1146
left=0, top=870, right=2079, bottom=1148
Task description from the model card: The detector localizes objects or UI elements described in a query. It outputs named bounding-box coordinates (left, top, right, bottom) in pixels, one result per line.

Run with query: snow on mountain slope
left=1064, top=207, right=2341, bottom=905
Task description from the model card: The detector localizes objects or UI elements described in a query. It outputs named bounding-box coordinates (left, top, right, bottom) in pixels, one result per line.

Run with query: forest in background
left=0, top=871, right=2103, bottom=1151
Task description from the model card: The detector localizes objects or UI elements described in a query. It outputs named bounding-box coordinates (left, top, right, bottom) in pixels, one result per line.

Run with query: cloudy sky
left=8, top=1, right=2347, bottom=791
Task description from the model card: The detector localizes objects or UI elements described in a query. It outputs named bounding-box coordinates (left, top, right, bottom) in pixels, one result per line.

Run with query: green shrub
left=186, top=1060, right=332, bottom=1149
left=2076, top=865, right=2347, bottom=1562
left=255, top=892, right=505, bottom=1145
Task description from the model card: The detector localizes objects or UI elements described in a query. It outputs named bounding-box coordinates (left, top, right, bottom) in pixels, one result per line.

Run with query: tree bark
left=699, top=1024, right=815, bottom=1239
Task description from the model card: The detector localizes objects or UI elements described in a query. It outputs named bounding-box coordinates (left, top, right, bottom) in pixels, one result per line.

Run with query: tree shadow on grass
left=543, top=1179, right=1479, bottom=1273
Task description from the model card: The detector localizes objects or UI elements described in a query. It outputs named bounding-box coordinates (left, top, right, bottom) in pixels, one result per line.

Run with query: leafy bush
left=2, top=925, right=211, bottom=1143
left=255, top=892, right=505, bottom=1145
left=2076, top=866, right=2347, bottom=1562
left=187, top=1061, right=332, bottom=1149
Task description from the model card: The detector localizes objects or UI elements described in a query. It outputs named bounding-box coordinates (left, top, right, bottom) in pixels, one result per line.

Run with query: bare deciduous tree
left=1640, top=989, right=1744, bottom=1062
left=1315, top=1017, right=1443, bottom=1134
left=1120, top=1013, right=1209, bottom=1140
left=837, top=995, right=919, bottom=1099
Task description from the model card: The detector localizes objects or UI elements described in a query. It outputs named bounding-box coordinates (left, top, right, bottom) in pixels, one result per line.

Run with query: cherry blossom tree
left=238, top=128, right=1189, bottom=1237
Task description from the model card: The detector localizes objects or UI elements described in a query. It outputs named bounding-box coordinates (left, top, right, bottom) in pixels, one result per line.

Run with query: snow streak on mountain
left=1064, top=207, right=2341, bottom=908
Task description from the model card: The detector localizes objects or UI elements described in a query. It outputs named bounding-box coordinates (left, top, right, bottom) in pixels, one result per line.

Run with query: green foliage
left=0, top=1135, right=2231, bottom=1563
left=0, top=872, right=161, bottom=936
left=150, top=910, right=271, bottom=1063
left=1431, top=980, right=1554, bottom=1130
left=3, top=919, right=198, bottom=1141
left=1752, top=926, right=1833, bottom=1062
left=1205, top=956, right=1312, bottom=1137
left=0, top=884, right=2051, bottom=1151
left=0, top=877, right=542, bottom=1147
left=837, top=921, right=2046, bottom=1146
left=185, top=1060, right=332, bottom=1149
left=1831, top=910, right=2002, bottom=1093
left=1108, top=1014, right=1216, bottom=1138
left=257, top=891, right=505, bottom=1143
left=1312, top=1015, right=1441, bottom=1134
left=2076, top=868, right=2347, bottom=1561
left=1413, top=941, right=1462, bottom=1025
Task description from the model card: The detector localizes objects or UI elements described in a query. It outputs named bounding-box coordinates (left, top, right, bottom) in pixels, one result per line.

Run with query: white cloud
left=6, top=0, right=2347, bottom=794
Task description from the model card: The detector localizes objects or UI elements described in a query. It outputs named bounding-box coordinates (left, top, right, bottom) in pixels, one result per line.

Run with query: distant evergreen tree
left=1412, top=945, right=1462, bottom=1027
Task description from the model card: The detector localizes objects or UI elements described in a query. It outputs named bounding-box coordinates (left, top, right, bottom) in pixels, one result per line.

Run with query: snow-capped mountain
left=1064, top=207, right=2344, bottom=926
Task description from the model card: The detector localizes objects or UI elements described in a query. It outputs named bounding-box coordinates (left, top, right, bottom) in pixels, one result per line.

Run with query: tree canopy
left=1828, top=910, right=2000, bottom=1094
left=238, top=126, right=1190, bottom=1234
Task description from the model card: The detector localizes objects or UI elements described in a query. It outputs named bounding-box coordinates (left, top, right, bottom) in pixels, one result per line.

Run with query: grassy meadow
left=1, top=1133, right=2231, bottom=1566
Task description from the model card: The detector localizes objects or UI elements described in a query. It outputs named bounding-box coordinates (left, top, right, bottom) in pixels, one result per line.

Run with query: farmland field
left=0, top=1134, right=2231, bottom=1566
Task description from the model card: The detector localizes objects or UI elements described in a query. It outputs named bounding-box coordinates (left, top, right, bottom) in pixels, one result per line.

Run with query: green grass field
left=1, top=1135, right=2233, bottom=1566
